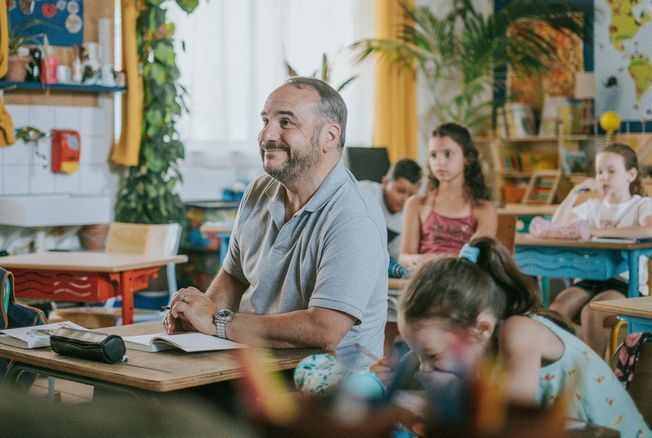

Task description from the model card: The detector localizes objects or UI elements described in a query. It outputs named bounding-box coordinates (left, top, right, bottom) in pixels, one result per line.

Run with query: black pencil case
left=50, top=327, right=126, bottom=364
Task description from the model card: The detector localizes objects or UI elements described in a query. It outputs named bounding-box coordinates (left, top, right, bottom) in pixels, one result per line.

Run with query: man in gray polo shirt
left=167, top=77, right=388, bottom=366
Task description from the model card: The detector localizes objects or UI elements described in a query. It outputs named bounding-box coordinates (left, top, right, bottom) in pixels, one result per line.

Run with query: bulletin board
left=7, top=0, right=84, bottom=47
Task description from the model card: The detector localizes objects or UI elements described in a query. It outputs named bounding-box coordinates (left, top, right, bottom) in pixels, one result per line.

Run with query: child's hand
left=573, top=178, right=603, bottom=195
left=370, top=356, right=394, bottom=387
left=416, top=369, right=460, bottom=388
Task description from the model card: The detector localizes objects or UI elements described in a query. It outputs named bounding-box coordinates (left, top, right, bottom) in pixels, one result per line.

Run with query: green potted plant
left=114, top=0, right=199, bottom=225
left=352, top=0, right=587, bottom=134
left=5, top=19, right=48, bottom=82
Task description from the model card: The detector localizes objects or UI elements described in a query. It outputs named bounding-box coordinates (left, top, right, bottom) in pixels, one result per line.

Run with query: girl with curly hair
left=399, top=123, right=496, bottom=272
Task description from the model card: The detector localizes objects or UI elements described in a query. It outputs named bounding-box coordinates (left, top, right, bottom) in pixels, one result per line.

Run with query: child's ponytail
left=400, top=237, right=575, bottom=333
left=470, top=237, right=540, bottom=318
left=401, top=237, right=540, bottom=328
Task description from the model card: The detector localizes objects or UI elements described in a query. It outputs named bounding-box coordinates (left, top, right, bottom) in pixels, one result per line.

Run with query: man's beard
left=261, top=139, right=320, bottom=185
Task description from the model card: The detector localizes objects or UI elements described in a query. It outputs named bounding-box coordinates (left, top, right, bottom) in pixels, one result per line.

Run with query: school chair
left=608, top=260, right=652, bottom=357
left=105, top=222, right=182, bottom=321
left=343, top=146, right=390, bottom=183
left=496, top=214, right=517, bottom=253
left=51, top=222, right=182, bottom=327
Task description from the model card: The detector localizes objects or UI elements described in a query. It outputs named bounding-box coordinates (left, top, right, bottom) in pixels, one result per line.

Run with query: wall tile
left=5, top=105, right=30, bottom=128
left=1, top=140, right=30, bottom=165
left=30, top=138, right=51, bottom=168
left=2, top=166, right=30, bottom=195
left=80, top=135, right=112, bottom=165
left=79, top=164, right=115, bottom=194
left=29, top=106, right=56, bottom=133
left=29, top=165, right=56, bottom=194
left=53, top=106, right=81, bottom=130
left=54, top=171, right=81, bottom=194
left=81, top=107, right=110, bottom=138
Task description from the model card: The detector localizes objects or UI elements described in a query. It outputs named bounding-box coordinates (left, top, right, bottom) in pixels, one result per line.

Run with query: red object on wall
left=51, top=129, right=81, bottom=173
left=41, top=4, right=57, bottom=18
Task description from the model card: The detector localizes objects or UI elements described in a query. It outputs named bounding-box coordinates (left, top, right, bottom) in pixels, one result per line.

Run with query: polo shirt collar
left=303, top=161, right=347, bottom=212
left=265, top=161, right=348, bottom=225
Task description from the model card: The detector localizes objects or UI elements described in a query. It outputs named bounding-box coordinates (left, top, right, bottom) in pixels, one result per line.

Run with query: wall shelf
left=0, top=81, right=126, bottom=93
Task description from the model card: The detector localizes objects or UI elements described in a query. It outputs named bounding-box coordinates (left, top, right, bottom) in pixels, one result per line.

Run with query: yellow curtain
left=373, top=0, right=417, bottom=162
left=111, top=0, right=144, bottom=166
left=0, top=1, right=9, bottom=78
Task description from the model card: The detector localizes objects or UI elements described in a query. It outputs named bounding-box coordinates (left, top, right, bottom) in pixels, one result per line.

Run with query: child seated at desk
left=373, top=237, right=649, bottom=437
left=399, top=123, right=496, bottom=273
left=549, top=143, right=652, bottom=356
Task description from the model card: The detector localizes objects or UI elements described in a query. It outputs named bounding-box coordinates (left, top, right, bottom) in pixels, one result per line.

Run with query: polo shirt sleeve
left=222, top=231, right=245, bottom=281
left=308, top=215, right=387, bottom=324
left=221, top=184, right=253, bottom=282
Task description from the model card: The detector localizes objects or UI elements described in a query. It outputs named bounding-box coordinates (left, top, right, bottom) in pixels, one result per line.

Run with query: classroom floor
left=30, top=377, right=94, bottom=404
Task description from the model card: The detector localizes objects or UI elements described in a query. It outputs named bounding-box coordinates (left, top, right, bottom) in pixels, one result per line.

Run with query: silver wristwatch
left=213, top=308, right=234, bottom=339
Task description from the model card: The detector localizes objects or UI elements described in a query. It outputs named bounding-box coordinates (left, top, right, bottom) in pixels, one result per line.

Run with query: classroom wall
left=2, top=100, right=120, bottom=196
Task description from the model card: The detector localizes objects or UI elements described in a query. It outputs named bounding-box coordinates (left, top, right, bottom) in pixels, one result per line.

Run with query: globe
left=599, top=111, right=621, bottom=133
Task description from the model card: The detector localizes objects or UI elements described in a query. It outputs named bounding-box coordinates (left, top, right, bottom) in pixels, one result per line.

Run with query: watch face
left=217, top=309, right=232, bottom=318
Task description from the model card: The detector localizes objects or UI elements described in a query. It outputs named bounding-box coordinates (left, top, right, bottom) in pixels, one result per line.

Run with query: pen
left=352, top=343, right=381, bottom=362
left=161, top=305, right=171, bottom=310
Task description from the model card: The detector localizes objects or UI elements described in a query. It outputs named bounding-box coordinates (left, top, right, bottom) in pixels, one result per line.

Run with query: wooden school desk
left=590, top=296, right=652, bottom=333
left=497, top=204, right=558, bottom=217
left=0, top=322, right=318, bottom=396
left=497, top=204, right=558, bottom=234
left=514, top=235, right=652, bottom=307
left=0, top=252, right=188, bottom=325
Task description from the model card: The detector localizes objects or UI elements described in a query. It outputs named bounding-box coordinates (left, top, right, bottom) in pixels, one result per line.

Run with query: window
left=167, top=0, right=375, bottom=155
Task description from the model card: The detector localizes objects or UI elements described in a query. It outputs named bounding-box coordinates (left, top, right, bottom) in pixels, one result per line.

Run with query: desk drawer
left=515, top=246, right=627, bottom=280
left=12, top=269, right=117, bottom=302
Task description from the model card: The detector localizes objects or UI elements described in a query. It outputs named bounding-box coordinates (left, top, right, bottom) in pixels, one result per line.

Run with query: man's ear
left=382, top=176, right=389, bottom=188
left=321, top=123, right=341, bottom=153
left=473, top=311, right=497, bottom=342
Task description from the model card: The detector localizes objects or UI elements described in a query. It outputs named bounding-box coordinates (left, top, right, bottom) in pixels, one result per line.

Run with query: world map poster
left=594, top=0, right=652, bottom=122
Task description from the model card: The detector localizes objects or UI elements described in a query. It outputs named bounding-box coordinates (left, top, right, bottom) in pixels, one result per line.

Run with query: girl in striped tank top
left=400, top=123, right=497, bottom=273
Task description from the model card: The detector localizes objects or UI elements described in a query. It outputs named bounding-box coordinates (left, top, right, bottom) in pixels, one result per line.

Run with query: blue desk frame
left=514, top=236, right=652, bottom=317
left=589, top=297, right=652, bottom=333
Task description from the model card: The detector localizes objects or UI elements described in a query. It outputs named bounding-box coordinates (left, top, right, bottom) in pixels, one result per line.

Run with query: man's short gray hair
left=285, top=77, right=347, bottom=150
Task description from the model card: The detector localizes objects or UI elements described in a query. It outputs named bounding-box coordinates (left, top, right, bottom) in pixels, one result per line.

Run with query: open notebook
left=590, top=236, right=652, bottom=244
left=123, top=332, right=245, bottom=353
left=0, top=321, right=87, bottom=349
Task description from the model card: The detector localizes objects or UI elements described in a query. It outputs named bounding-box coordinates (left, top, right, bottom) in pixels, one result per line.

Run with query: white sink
left=0, top=195, right=113, bottom=227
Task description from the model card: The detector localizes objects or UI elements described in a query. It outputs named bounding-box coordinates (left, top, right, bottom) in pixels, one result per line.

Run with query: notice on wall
left=7, top=0, right=84, bottom=47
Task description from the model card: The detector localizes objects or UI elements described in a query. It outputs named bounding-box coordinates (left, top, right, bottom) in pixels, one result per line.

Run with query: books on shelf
left=560, top=147, right=588, bottom=173
left=539, top=96, right=593, bottom=136
left=505, top=103, right=535, bottom=138
left=123, top=332, right=246, bottom=353
left=502, top=153, right=522, bottom=171
left=0, top=321, right=87, bottom=349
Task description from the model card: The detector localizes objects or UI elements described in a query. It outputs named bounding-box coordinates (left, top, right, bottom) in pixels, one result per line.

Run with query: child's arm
left=591, top=215, right=652, bottom=238
left=399, top=195, right=433, bottom=269
left=498, top=317, right=546, bottom=406
left=471, top=200, right=497, bottom=239
left=551, top=178, right=602, bottom=225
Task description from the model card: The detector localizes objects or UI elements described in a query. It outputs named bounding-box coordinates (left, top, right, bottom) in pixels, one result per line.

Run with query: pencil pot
left=50, top=327, right=126, bottom=364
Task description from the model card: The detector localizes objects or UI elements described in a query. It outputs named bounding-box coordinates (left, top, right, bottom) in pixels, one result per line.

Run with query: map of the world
left=595, top=0, right=652, bottom=121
